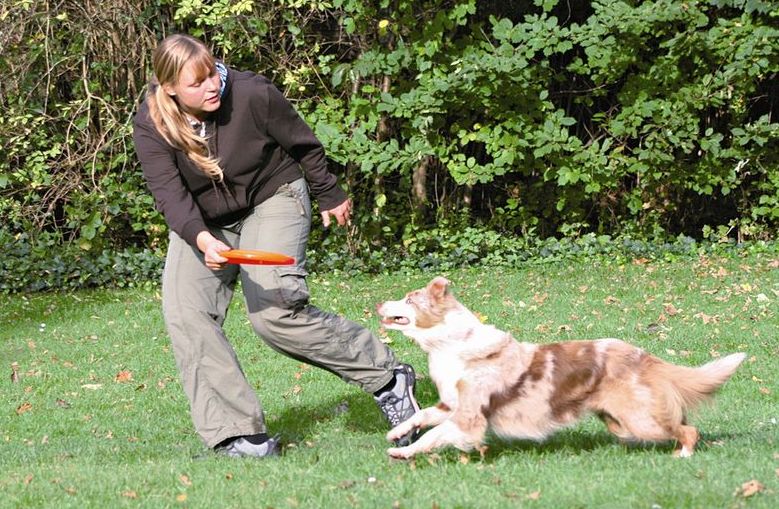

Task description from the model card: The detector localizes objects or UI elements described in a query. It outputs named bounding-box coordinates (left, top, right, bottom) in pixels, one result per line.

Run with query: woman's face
left=164, top=60, right=221, bottom=120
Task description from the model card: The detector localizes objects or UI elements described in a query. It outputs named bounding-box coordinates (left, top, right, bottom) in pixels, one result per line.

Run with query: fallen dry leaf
left=16, top=402, right=32, bottom=415
left=694, top=312, right=718, bottom=324
left=713, top=267, right=730, bottom=278
left=11, top=362, right=20, bottom=383
left=736, top=480, right=764, bottom=498
left=176, top=493, right=187, bottom=502
left=426, top=453, right=441, bottom=466
left=122, top=490, right=138, bottom=499
left=115, top=370, right=133, bottom=383
left=527, top=491, right=541, bottom=501
left=179, top=475, right=192, bottom=487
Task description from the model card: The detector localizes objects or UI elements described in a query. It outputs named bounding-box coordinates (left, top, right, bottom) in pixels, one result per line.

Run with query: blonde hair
left=147, top=34, right=223, bottom=181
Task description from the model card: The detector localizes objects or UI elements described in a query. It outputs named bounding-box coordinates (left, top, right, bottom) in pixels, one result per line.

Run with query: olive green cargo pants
left=162, top=178, right=397, bottom=448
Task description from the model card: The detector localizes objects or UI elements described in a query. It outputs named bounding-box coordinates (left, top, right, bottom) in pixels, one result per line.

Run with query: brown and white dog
left=377, top=277, right=745, bottom=459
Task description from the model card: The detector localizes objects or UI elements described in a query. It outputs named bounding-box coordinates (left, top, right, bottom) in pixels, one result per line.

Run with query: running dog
left=377, top=277, right=745, bottom=459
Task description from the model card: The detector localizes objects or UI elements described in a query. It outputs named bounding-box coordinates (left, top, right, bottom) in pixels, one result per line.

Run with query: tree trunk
left=373, top=74, right=391, bottom=217
left=412, top=155, right=430, bottom=214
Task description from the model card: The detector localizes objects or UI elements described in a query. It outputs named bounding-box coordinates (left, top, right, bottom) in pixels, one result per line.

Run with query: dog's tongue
left=382, top=316, right=410, bottom=326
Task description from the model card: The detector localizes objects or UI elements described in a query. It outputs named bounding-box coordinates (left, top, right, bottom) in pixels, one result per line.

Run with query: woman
left=133, top=34, right=418, bottom=457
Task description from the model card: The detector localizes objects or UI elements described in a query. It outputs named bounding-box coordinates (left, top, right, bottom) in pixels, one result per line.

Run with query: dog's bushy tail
left=657, top=353, right=746, bottom=417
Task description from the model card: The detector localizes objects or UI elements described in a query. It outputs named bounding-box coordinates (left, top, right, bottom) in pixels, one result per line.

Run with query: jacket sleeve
left=264, top=84, right=348, bottom=211
left=132, top=111, right=208, bottom=248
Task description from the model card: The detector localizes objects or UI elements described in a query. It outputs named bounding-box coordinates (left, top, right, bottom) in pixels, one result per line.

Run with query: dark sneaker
left=374, top=364, right=421, bottom=446
left=216, top=435, right=281, bottom=458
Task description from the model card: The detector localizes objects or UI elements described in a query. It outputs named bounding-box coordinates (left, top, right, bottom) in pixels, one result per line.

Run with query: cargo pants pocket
left=274, top=266, right=310, bottom=312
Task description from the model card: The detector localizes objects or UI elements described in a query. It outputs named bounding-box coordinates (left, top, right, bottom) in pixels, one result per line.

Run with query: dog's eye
left=406, top=298, right=413, bottom=304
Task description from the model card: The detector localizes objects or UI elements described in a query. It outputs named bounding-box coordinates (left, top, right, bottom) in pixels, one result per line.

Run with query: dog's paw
left=387, top=446, right=414, bottom=459
left=673, top=447, right=694, bottom=458
left=386, top=424, right=412, bottom=442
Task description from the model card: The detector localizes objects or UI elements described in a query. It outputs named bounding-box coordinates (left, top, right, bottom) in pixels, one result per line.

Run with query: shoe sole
left=394, top=365, right=421, bottom=447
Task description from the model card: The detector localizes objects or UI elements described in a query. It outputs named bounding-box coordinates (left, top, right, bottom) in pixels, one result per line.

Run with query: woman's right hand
left=196, top=231, right=230, bottom=269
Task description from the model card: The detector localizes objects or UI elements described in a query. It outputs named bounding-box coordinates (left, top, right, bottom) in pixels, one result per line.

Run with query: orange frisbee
left=221, top=249, right=295, bottom=266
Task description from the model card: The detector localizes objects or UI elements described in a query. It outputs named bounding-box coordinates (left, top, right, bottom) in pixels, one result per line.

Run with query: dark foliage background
left=1, top=0, right=777, bottom=292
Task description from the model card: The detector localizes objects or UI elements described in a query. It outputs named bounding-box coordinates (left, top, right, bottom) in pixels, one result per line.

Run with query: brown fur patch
left=544, top=342, right=606, bottom=421
left=483, top=371, right=529, bottom=418
left=482, top=346, right=548, bottom=417
left=412, top=288, right=459, bottom=329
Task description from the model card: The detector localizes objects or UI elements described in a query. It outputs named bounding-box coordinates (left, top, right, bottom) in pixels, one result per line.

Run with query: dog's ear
left=428, top=276, right=450, bottom=298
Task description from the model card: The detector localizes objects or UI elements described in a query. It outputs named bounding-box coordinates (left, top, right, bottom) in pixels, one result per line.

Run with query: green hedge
left=1, top=0, right=777, bottom=292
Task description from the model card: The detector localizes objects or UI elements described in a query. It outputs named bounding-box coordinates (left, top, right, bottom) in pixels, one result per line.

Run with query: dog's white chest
left=428, top=353, right=464, bottom=405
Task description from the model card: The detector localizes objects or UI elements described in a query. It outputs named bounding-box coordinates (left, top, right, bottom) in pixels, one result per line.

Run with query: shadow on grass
left=476, top=428, right=741, bottom=463
left=269, top=375, right=440, bottom=443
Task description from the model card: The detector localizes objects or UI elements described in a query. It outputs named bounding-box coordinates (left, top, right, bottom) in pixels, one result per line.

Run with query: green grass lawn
left=1, top=253, right=777, bottom=508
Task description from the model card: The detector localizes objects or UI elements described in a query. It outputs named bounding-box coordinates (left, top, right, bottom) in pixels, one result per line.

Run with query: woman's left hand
left=321, top=198, right=352, bottom=228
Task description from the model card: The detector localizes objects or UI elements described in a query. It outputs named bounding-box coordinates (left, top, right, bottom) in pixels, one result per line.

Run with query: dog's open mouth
left=381, top=316, right=410, bottom=326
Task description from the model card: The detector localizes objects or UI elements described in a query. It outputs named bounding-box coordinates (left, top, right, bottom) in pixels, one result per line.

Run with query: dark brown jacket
left=133, top=67, right=347, bottom=247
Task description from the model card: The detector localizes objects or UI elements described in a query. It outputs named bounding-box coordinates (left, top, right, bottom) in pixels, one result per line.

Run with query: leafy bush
left=304, top=0, right=778, bottom=240
left=0, top=227, right=163, bottom=293
left=0, top=0, right=776, bottom=292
